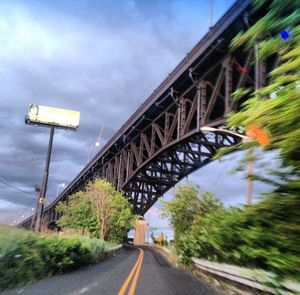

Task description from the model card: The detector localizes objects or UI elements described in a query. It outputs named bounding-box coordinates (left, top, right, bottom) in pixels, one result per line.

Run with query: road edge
left=145, top=244, right=273, bottom=295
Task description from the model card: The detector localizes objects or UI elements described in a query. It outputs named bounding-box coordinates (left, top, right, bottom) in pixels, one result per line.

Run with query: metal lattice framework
left=20, top=0, right=274, bottom=230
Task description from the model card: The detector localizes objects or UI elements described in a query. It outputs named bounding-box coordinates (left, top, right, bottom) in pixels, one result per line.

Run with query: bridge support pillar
left=134, top=218, right=148, bottom=245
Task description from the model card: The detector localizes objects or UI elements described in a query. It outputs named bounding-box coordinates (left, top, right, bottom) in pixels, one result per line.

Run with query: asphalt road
left=2, top=246, right=224, bottom=295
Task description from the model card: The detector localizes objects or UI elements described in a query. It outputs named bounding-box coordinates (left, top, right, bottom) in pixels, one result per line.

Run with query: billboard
left=25, top=104, right=80, bottom=130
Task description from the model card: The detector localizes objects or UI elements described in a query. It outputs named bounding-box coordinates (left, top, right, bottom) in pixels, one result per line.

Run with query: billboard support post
left=35, top=126, right=55, bottom=232
left=30, top=186, right=41, bottom=230
left=25, top=104, right=80, bottom=232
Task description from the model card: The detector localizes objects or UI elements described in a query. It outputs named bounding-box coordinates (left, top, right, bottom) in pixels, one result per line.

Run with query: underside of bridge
left=20, top=0, right=274, bottom=230
left=123, top=131, right=241, bottom=214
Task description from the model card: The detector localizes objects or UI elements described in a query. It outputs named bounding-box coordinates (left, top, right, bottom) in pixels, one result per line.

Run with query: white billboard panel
left=26, top=104, right=80, bottom=129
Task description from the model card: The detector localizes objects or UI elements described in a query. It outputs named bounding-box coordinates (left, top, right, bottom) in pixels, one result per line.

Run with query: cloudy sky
left=0, top=0, right=277, bottom=228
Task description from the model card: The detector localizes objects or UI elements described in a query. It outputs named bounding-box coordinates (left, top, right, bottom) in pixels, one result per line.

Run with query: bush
left=0, top=226, right=115, bottom=290
left=78, top=236, right=107, bottom=261
left=161, top=183, right=300, bottom=281
left=179, top=193, right=300, bottom=281
left=36, top=236, right=93, bottom=274
left=0, top=229, right=45, bottom=289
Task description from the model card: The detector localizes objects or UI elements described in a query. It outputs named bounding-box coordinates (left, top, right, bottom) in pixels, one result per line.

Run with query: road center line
left=118, top=247, right=144, bottom=295
left=128, top=249, right=144, bottom=295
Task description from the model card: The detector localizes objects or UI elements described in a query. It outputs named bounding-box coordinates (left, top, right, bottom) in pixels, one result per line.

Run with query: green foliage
left=0, top=226, right=114, bottom=290
left=160, top=183, right=223, bottom=250
left=229, top=0, right=300, bottom=172
left=160, top=180, right=300, bottom=282
left=166, top=185, right=300, bottom=281
left=150, top=231, right=158, bottom=244
left=57, top=192, right=98, bottom=236
left=85, top=178, right=137, bottom=242
left=180, top=207, right=242, bottom=264
left=36, top=236, right=93, bottom=274
left=165, top=0, right=300, bottom=287
left=57, top=178, right=136, bottom=242
left=150, top=232, right=168, bottom=246
left=0, top=227, right=45, bottom=289
left=213, top=1, right=300, bottom=281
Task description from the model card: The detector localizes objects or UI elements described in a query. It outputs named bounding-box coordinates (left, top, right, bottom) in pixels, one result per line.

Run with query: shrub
left=0, top=228, right=45, bottom=289
left=36, top=236, right=93, bottom=273
left=161, top=182, right=300, bottom=281
left=179, top=193, right=300, bottom=281
left=0, top=226, right=115, bottom=291
left=78, top=236, right=106, bottom=261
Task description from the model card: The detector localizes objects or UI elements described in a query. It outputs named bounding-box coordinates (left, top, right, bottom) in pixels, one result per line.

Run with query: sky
left=0, top=0, right=278, bottom=230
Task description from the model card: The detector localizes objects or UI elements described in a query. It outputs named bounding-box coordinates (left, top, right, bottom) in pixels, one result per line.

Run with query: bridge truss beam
left=19, top=0, right=274, bottom=229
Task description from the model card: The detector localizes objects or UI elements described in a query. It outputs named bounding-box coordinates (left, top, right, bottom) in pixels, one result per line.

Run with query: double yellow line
left=118, top=247, right=144, bottom=295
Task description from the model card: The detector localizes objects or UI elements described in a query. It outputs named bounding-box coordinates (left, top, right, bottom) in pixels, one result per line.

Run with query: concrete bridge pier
left=134, top=217, right=148, bottom=245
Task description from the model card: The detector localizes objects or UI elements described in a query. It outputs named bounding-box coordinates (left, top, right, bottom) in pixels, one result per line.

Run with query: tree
left=228, top=0, right=300, bottom=172
left=84, top=179, right=136, bottom=241
left=160, top=183, right=223, bottom=249
left=160, top=2, right=300, bottom=277
left=214, top=0, right=300, bottom=280
left=57, top=178, right=136, bottom=242
left=57, top=191, right=98, bottom=236
left=225, top=0, right=300, bottom=212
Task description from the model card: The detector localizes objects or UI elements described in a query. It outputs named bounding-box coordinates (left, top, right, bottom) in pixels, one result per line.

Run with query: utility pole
left=246, top=148, right=254, bottom=205
left=245, top=43, right=262, bottom=205
left=147, top=212, right=151, bottom=244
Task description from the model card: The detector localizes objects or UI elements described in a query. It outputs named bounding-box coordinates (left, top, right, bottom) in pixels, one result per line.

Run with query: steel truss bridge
left=21, top=0, right=274, bottom=230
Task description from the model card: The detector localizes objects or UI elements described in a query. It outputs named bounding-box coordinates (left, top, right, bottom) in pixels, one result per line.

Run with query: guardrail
left=192, top=258, right=300, bottom=294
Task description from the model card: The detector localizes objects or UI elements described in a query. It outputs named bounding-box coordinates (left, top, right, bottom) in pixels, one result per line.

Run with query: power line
left=0, top=177, right=33, bottom=196
left=0, top=177, right=38, bottom=226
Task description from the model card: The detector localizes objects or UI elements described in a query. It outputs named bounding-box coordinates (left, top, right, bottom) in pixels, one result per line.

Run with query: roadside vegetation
left=0, top=179, right=136, bottom=290
left=56, top=178, right=137, bottom=242
left=150, top=232, right=169, bottom=246
left=161, top=184, right=300, bottom=282
left=162, top=0, right=300, bottom=287
left=0, top=225, right=116, bottom=290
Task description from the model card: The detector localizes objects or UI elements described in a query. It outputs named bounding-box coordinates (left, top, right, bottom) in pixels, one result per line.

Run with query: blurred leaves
left=163, top=0, right=300, bottom=284
left=161, top=183, right=300, bottom=281
left=0, top=226, right=112, bottom=290
left=226, top=0, right=300, bottom=174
